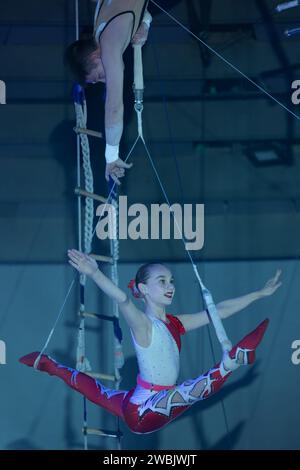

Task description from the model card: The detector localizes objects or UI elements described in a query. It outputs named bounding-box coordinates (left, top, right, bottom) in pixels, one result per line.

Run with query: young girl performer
left=20, top=250, right=281, bottom=434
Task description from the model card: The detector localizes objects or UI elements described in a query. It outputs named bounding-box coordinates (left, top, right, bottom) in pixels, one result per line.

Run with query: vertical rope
left=74, top=0, right=88, bottom=450
left=108, top=182, right=123, bottom=450
left=74, top=95, right=93, bottom=450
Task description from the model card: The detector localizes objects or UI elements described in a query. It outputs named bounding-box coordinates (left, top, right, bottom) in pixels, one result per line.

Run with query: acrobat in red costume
left=20, top=250, right=281, bottom=434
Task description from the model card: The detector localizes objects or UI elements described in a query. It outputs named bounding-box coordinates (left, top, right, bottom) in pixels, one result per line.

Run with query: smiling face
left=138, top=264, right=175, bottom=307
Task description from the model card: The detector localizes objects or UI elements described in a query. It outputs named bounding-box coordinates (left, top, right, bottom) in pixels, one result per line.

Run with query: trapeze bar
left=83, top=427, right=122, bottom=439
left=90, top=254, right=114, bottom=264
left=74, top=187, right=106, bottom=203
left=73, top=126, right=103, bottom=139
left=276, top=1, right=300, bottom=12
left=87, top=371, right=116, bottom=382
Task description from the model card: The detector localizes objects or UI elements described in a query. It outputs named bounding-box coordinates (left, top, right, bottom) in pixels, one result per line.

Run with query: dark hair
left=64, top=33, right=98, bottom=86
left=128, top=263, right=166, bottom=298
left=135, top=263, right=163, bottom=292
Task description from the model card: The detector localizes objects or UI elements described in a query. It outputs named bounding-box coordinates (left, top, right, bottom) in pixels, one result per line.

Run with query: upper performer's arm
left=101, top=47, right=124, bottom=145
left=100, top=16, right=130, bottom=146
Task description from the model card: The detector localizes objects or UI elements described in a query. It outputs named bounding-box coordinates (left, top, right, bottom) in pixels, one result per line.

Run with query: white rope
left=74, top=96, right=95, bottom=375
left=140, top=135, right=232, bottom=352
left=74, top=0, right=87, bottom=449
left=73, top=8, right=91, bottom=447
left=192, top=265, right=232, bottom=351
left=74, top=101, right=94, bottom=255
left=133, top=45, right=144, bottom=90
left=33, top=280, right=76, bottom=369
left=109, top=196, right=124, bottom=372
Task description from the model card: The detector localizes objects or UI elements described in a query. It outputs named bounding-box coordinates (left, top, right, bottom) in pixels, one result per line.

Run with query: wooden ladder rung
left=75, top=187, right=107, bottom=204
left=83, top=427, right=122, bottom=439
left=90, top=254, right=114, bottom=264
left=74, top=127, right=103, bottom=139
left=80, top=311, right=115, bottom=322
left=86, top=371, right=116, bottom=381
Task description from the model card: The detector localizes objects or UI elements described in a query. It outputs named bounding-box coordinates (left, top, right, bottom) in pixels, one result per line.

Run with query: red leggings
left=19, top=319, right=268, bottom=434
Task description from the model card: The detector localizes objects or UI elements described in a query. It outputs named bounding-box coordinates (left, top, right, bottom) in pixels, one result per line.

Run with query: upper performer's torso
left=94, top=0, right=149, bottom=43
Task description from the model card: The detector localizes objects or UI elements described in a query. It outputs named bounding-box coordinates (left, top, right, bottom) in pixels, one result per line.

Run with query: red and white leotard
left=130, top=314, right=186, bottom=404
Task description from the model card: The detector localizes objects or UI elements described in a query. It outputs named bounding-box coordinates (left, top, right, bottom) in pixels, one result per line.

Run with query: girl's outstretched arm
left=68, top=249, right=147, bottom=332
left=177, top=270, right=282, bottom=332
left=215, top=269, right=281, bottom=319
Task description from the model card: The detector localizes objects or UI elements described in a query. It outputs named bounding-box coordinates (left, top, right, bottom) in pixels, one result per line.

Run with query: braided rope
left=74, top=100, right=94, bottom=255
left=73, top=88, right=124, bottom=419
left=74, top=96, right=93, bottom=374
left=109, top=195, right=124, bottom=374
left=75, top=100, right=93, bottom=369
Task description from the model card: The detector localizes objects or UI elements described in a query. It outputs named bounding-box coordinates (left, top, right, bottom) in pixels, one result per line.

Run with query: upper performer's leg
left=19, top=352, right=128, bottom=420
left=122, top=318, right=269, bottom=434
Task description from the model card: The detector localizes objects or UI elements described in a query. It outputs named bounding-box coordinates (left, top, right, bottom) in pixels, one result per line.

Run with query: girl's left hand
left=259, top=270, right=282, bottom=297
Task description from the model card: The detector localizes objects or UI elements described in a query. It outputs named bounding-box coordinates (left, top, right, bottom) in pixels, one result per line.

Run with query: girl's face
left=140, top=265, right=175, bottom=306
left=85, top=48, right=106, bottom=84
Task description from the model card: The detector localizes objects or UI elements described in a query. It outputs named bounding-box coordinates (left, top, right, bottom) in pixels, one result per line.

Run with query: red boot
left=222, top=318, right=269, bottom=373
left=19, top=352, right=127, bottom=419
left=20, top=351, right=59, bottom=374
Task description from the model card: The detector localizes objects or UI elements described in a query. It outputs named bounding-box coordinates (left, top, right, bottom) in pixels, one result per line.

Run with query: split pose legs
left=20, top=318, right=268, bottom=434
left=20, top=250, right=280, bottom=434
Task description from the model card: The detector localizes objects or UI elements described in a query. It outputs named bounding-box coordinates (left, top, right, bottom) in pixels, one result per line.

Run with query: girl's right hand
left=68, top=249, right=99, bottom=277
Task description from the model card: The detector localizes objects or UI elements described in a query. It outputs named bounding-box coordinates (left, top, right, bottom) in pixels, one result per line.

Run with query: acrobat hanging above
left=65, top=0, right=152, bottom=185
